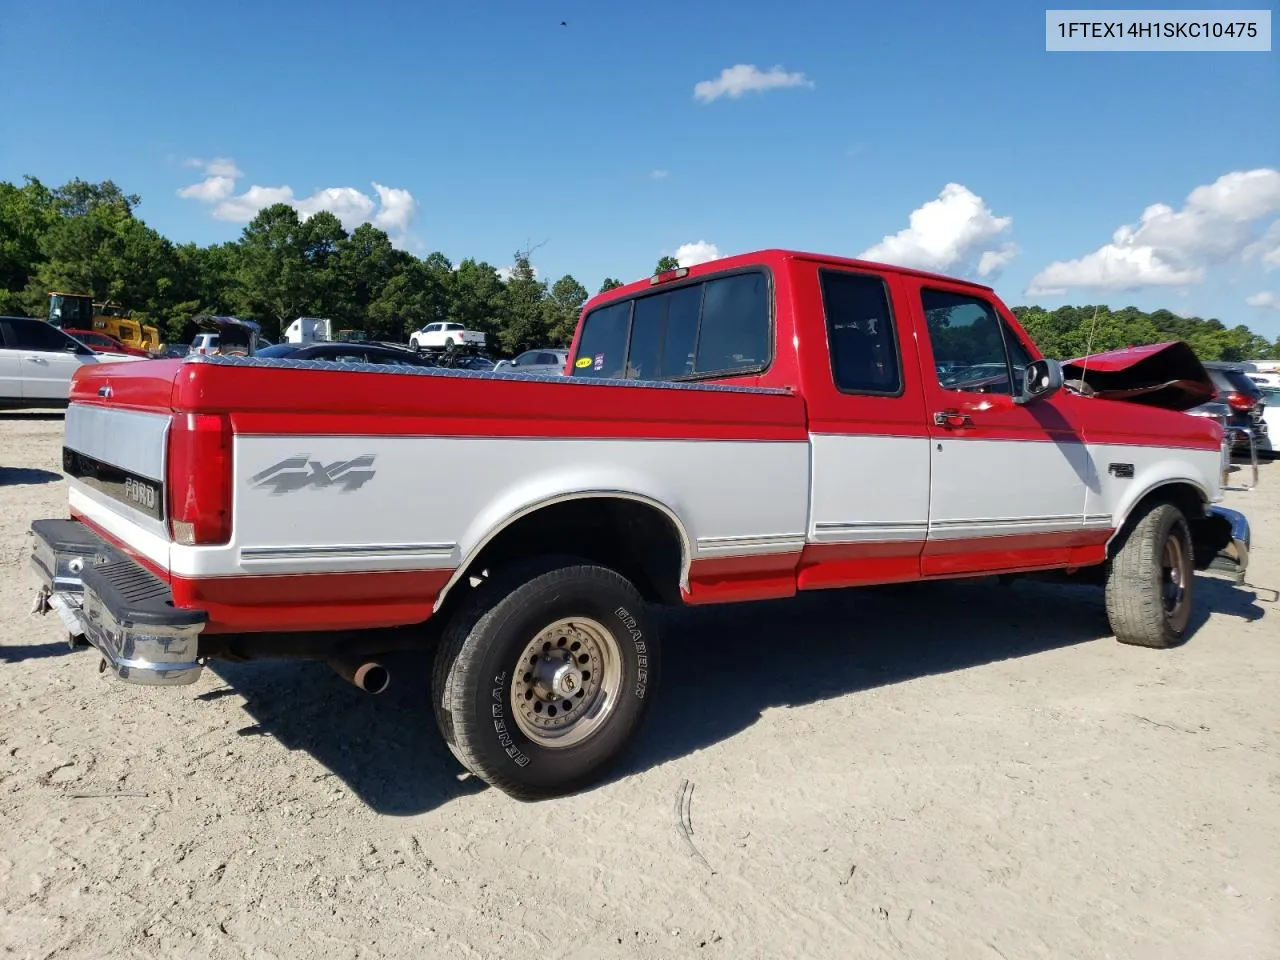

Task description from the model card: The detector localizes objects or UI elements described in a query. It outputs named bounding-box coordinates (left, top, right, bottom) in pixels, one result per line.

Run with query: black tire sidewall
left=452, top=568, right=657, bottom=794
left=1156, top=509, right=1195, bottom=637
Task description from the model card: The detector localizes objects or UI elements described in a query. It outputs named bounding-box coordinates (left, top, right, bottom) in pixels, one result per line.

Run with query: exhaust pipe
left=328, top=655, right=391, bottom=694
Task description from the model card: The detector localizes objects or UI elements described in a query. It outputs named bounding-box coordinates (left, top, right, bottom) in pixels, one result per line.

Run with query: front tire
left=432, top=558, right=660, bottom=800
left=1104, top=501, right=1195, bottom=648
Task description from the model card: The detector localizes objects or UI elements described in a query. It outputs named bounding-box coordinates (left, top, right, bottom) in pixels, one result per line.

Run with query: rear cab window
left=570, top=269, right=772, bottom=382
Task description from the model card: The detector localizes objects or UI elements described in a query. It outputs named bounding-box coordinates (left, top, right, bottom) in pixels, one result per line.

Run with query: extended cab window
left=626, top=283, right=700, bottom=379
left=921, top=289, right=1030, bottom=395
left=820, top=270, right=901, bottom=395
left=571, top=270, right=770, bottom=381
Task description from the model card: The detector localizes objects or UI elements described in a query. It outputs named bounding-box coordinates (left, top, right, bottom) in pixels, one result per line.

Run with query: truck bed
left=60, top=354, right=813, bottom=638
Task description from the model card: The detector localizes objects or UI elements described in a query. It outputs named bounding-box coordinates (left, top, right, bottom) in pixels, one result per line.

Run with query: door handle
left=26, top=356, right=48, bottom=364
left=933, top=410, right=973, bottom=430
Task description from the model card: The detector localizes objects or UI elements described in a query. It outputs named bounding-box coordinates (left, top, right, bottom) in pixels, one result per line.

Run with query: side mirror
left=1017, top=358, right=1064, bottom=405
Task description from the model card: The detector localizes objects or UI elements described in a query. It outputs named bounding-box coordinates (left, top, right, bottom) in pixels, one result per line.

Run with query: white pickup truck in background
left=409, top=322, right=486, bottom=349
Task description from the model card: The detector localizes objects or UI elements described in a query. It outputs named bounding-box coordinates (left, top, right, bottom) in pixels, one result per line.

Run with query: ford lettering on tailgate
left=62, top=448, right=165, bottom=521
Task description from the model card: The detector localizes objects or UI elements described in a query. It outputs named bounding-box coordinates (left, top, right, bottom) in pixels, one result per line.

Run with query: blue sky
left=3, top=0, right=1278, bottom=336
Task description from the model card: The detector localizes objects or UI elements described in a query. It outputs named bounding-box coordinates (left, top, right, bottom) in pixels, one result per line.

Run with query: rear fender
left=435, top=470, right=694, bottom=610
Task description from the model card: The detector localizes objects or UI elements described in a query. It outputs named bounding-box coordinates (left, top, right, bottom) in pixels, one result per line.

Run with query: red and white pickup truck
left=29, top=249, right=1250, bottom=800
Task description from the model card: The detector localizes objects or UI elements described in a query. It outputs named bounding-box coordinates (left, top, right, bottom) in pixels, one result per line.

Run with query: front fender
left=1107, top=448, right=1219, bottom=532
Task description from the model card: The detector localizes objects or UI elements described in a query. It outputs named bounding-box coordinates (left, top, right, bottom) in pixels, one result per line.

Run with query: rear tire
left=1104, top=501, right=1195, bottom=649
left=444, top=337, right=455, bottom=347
left=432, top=557, right=660, bottom=800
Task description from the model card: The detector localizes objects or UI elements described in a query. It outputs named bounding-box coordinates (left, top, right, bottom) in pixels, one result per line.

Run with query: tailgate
left=61, top=360, right=183, bottom=575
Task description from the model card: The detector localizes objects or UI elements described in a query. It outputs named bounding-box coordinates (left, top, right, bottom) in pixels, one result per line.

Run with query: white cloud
left=178, top=157, right=420, bottom=246
left=1246, top=291, right=1280, bottom=309
left=693, top=64, right=814, bottom=103
left=293, top=187, right=376, bottom=230
left=371, top=182, right=417, bottom=234
left=649, top=169, right=669, bottom=179
left=177, top=175, right=236, bottom=202
left=1027, top=168, right=1280, bottom=295
left=675, top=240, right=722, bottom=266
left=1245, top=219, right=1280, bottom=270
left=210, top=184, right=296, bottom=223
left=185, top=156, right=242, bottom=178
left=858, top=183, right=1018, bottom=279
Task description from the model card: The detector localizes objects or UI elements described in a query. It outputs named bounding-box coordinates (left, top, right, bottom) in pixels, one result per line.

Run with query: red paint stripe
left=175, top=569, right=452, bottom=634
left=797, top=540, right=923, bottom=589
left=684, top=553, right=800, bottom=605
left=921, top=529, right=1111, bottom=577
left=71, top=510, right=452, bottom=634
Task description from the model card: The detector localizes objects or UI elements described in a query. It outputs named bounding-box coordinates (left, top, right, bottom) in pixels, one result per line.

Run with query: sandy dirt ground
left=1, top=410, right=1277, bottom=960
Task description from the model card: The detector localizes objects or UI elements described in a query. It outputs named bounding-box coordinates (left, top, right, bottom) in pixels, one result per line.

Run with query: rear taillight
left=1226, top=392, right=1254, bottom=412
left=167, top=413, right=232, bottom=545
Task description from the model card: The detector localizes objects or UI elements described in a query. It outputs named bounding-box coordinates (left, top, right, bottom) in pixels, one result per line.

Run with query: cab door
left=908, top=282, right=1098, bottom=576
left=12, top=319, right=92, bottom=400
left=797, top=265, right=931, bottom=589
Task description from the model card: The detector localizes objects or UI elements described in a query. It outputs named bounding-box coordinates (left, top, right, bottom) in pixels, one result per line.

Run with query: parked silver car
left=493, top=348, right=569, bottom=376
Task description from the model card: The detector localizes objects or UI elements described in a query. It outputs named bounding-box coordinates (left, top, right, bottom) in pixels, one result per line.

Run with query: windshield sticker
left=575, top=356, right=592, bottom=368
left=594, top=353, right=604, bottom=371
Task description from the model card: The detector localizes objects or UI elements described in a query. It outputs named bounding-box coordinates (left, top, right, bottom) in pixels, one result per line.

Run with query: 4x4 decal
left=251, top=455, right=377, bottom=495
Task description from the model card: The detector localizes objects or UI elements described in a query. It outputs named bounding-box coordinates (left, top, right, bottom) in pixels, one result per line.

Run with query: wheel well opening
left=449, top=497, right=686, bottom=609
left=1113, top=482, right=1217, bottom=564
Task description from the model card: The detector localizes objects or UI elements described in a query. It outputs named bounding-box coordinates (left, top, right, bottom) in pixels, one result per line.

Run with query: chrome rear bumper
left=1203, top=505, right=1250, bottom=584
left=29, top=519, right=207, bottom=685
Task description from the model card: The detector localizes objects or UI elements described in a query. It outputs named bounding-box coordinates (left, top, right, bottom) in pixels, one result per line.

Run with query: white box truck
left=284, top=317, right=332, bottom=344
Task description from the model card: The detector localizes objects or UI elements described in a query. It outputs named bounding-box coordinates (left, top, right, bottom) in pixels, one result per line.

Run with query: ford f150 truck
left=29, top=250, right=1251, bottom=800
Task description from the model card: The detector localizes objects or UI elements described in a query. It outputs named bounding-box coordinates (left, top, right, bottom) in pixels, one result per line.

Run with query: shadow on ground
left=0, top=467, right=62, bottom=486
left=207, top=573, right=1268, bottom=817
left=1, top=641, right=75, bottom=663
left=0, top=412, right=65, bottom=421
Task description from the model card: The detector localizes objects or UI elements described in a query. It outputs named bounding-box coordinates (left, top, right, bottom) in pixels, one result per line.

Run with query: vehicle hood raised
left=1061, top=340, right=1215, bottom=412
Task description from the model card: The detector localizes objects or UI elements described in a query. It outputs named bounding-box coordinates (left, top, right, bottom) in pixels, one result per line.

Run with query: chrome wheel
left=1161, top=531, right=1190, bottom=631
left=510, top=617, right=621, bottom=749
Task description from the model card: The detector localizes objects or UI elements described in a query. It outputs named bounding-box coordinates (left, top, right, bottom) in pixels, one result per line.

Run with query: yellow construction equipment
left=47, top=292, right=162, bottom=354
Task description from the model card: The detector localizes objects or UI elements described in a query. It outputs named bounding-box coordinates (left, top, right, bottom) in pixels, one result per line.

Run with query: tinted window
left=626, top=284, right=701, bottom=380
left=571, top=300, right=631, bottom=378
left=820, top=270, right=901, bottom=394
left=571, top=271, right=770, bottom=381
left=1216, top=368, right=1262, bottom=398
left=12, top=319, right=79, bottom=352
left=695, top=273, right=769, bottom=375
left=921, top=290, right=1017, bottom=395
left=256, top=343, right=300, bottom=358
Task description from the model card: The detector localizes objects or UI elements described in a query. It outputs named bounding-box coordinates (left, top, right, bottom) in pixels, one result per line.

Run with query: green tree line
left=2, top=175, right=1277, bottom=360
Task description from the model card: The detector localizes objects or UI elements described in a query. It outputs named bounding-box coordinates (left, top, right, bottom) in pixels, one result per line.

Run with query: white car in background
left=408, top=322, right=486, bottom=349
left=1259, top=384, right=1280, bottom=456
left=1, top=316, right=146, bottom=410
